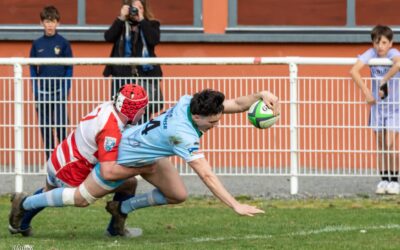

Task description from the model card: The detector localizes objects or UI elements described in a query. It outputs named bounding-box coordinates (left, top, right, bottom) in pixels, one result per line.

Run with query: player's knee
left=74, top=196, right=90, bottom=207
left=168, top=189, right=188, bottom=204
left=74, top=184, right=98, bottom=207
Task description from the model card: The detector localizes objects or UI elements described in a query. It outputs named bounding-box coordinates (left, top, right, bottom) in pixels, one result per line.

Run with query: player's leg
left=8, top=157, right=61, bottom=236
left=9, top=163, right=123, bottom=236
left=17, top=164, right=63, bottom=236
left=12, top=182, right=57, bottom=237
left=105, top=177, right=143, bottom=237
left=9, top=163, right=72, bottom=233
left=106, top=158, right=187, bottom=235
left=140, top=158, right=187, bottom=204
left=119, top=157, right=187, bottom=212
left=82, top=163, right=144, bottom=237
left=73, top=161, right=157, bottom=206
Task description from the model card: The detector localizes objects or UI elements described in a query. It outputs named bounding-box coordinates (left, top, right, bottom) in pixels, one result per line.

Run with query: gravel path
left=0, top=175, right=381, bottom=199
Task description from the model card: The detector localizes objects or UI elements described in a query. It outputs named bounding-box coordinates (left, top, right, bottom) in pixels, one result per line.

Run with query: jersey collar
left=187, top=106, right=203, bottom=138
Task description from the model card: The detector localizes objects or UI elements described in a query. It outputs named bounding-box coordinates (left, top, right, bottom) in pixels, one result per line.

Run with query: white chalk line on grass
left=190, top=224, right=400, bottom=243
left=98, top=224, right=400, bottom=248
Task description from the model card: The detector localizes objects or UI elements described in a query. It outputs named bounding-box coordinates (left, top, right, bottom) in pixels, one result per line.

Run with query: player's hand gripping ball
left=247, top=100, right=279, bottom=129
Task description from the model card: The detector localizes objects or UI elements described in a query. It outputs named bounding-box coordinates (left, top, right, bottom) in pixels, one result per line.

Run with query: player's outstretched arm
left=100, top=161, right=155, bottom=181
left=189, top=157, right=264, bottom=216
left=223, top=91, right=279, bottom=116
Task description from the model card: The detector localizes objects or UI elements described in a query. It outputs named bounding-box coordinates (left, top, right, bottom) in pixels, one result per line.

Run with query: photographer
left=104, top=0, right=163, bottom=122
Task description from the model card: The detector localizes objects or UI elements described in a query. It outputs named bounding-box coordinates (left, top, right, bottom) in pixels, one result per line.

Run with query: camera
left=127, top=6, right=139, bottom=24
left=129, top=6, right=138, bottom=17
left=380, top=82, right=388, bottom=99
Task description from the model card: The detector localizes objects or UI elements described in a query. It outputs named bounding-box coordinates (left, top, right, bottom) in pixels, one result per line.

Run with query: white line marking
left=191, top=224, right=400, bottom=243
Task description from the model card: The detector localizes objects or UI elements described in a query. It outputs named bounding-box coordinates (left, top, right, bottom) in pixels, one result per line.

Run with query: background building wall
left=0, top=42, right=373, bottom=78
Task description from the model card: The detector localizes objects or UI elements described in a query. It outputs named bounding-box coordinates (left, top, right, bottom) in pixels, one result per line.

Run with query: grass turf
left=1, top=195, right=400, bottom=249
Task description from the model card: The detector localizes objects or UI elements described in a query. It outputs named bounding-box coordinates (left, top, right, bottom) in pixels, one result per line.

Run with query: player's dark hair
left=190, top=89, right=225, bottom=116
left=40, top=6, right=60, bottom=21
left=371, top=25, right=393, bottom=42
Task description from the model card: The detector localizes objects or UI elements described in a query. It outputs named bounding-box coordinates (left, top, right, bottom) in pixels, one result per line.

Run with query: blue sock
left=120, top=189, right=168, bottom=215
left=106, top=192, right=131, bottom=236
left=20, top=188, right=45, bottom=230
left=22, top=188, right=65, bottom=210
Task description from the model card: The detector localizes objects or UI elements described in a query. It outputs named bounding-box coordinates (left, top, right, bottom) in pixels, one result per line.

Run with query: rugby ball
left=247, top=100, right=279, bottom=129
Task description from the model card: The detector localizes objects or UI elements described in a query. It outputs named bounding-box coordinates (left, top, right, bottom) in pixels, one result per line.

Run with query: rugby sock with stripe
left=120, top=189, right=167, bottom=215
left=20, top=188, right=45, bottom=230
left=22, top=188, right=65, bottom=210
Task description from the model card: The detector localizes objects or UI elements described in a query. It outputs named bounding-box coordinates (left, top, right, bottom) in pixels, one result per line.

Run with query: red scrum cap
left=114, top=84, right=148, bottom=123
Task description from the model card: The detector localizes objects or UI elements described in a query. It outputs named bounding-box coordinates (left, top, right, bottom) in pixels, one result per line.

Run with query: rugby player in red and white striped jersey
left=9, top=83, right=152, bottom=238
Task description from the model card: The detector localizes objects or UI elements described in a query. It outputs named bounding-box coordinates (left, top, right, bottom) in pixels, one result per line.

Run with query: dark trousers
left=111, top=78, right=164, bottom=123
left=35, top=96, right=68, bottom=159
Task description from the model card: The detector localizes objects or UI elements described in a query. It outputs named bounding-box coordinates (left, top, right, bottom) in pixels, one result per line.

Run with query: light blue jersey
left=117, top=95, right=205, bottom=167
left=359, top=48, right=400, bottom=131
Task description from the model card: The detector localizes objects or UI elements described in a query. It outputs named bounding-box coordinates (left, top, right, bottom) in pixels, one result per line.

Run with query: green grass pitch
left=1, top=195, right=400, bottom=249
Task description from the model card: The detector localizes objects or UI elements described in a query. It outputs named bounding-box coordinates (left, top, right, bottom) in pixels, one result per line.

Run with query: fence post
left=289, top=62, right=299, bottom=195
left=14, top=63, right=24, bottom=192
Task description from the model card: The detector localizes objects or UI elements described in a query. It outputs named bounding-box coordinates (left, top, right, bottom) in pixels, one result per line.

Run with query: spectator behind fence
left=30, top=5, right=73, bottom=159
left=103, top=0, right=163, bottom=123
left=350, top=24, right=400, bottom=195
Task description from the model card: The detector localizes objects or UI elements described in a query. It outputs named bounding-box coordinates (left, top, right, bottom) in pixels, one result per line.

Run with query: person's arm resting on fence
left=350, top=60, right=376, bottom=104
left=378, top=56, right=400, bottom=98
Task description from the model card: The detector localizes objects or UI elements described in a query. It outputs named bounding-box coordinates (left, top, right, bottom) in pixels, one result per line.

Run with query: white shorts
left=369, top=103, right=400, bottom=132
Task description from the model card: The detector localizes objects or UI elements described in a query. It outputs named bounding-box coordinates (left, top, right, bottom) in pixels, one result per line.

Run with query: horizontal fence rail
left=0, top=57, right=394, bottom=66
left=0, top=57, right=399, bottom=195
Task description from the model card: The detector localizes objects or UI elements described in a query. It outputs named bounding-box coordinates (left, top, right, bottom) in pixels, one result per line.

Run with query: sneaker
left=105, top=227, right=143, bottom=238
left=9, top=192, right=28, bottom=230
left=105, top=201, right=127, bottom=236
left=386, top=181, right=400, bottom=195
left=375, top=180, right=389, bottom=194
left=8, top=225, right=33, bottom=237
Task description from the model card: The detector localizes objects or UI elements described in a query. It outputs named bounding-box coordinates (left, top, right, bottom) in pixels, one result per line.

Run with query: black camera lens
left=380, top=83, right=388, bottom=99
left=129, top=6, right=138, bottom=16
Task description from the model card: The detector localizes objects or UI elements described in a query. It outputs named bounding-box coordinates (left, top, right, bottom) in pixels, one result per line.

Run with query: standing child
left=30, top=5, right=73, bottom=159
left=350, top=25, right=400, bottom=195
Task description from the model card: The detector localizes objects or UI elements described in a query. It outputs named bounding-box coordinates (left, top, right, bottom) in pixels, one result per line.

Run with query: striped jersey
left=48, top=101, right=125, bottom=186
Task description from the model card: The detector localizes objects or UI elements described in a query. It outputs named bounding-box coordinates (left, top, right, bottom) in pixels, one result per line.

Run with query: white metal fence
left=0, top=57, right=399, bottom=194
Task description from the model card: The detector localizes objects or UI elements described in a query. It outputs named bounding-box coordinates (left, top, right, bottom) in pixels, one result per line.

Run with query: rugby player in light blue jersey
left=10, top=88, right=279, bottom=237
left=104, top=88, right=279, bottom=235
left=350, top=25, right=400, bottom=195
